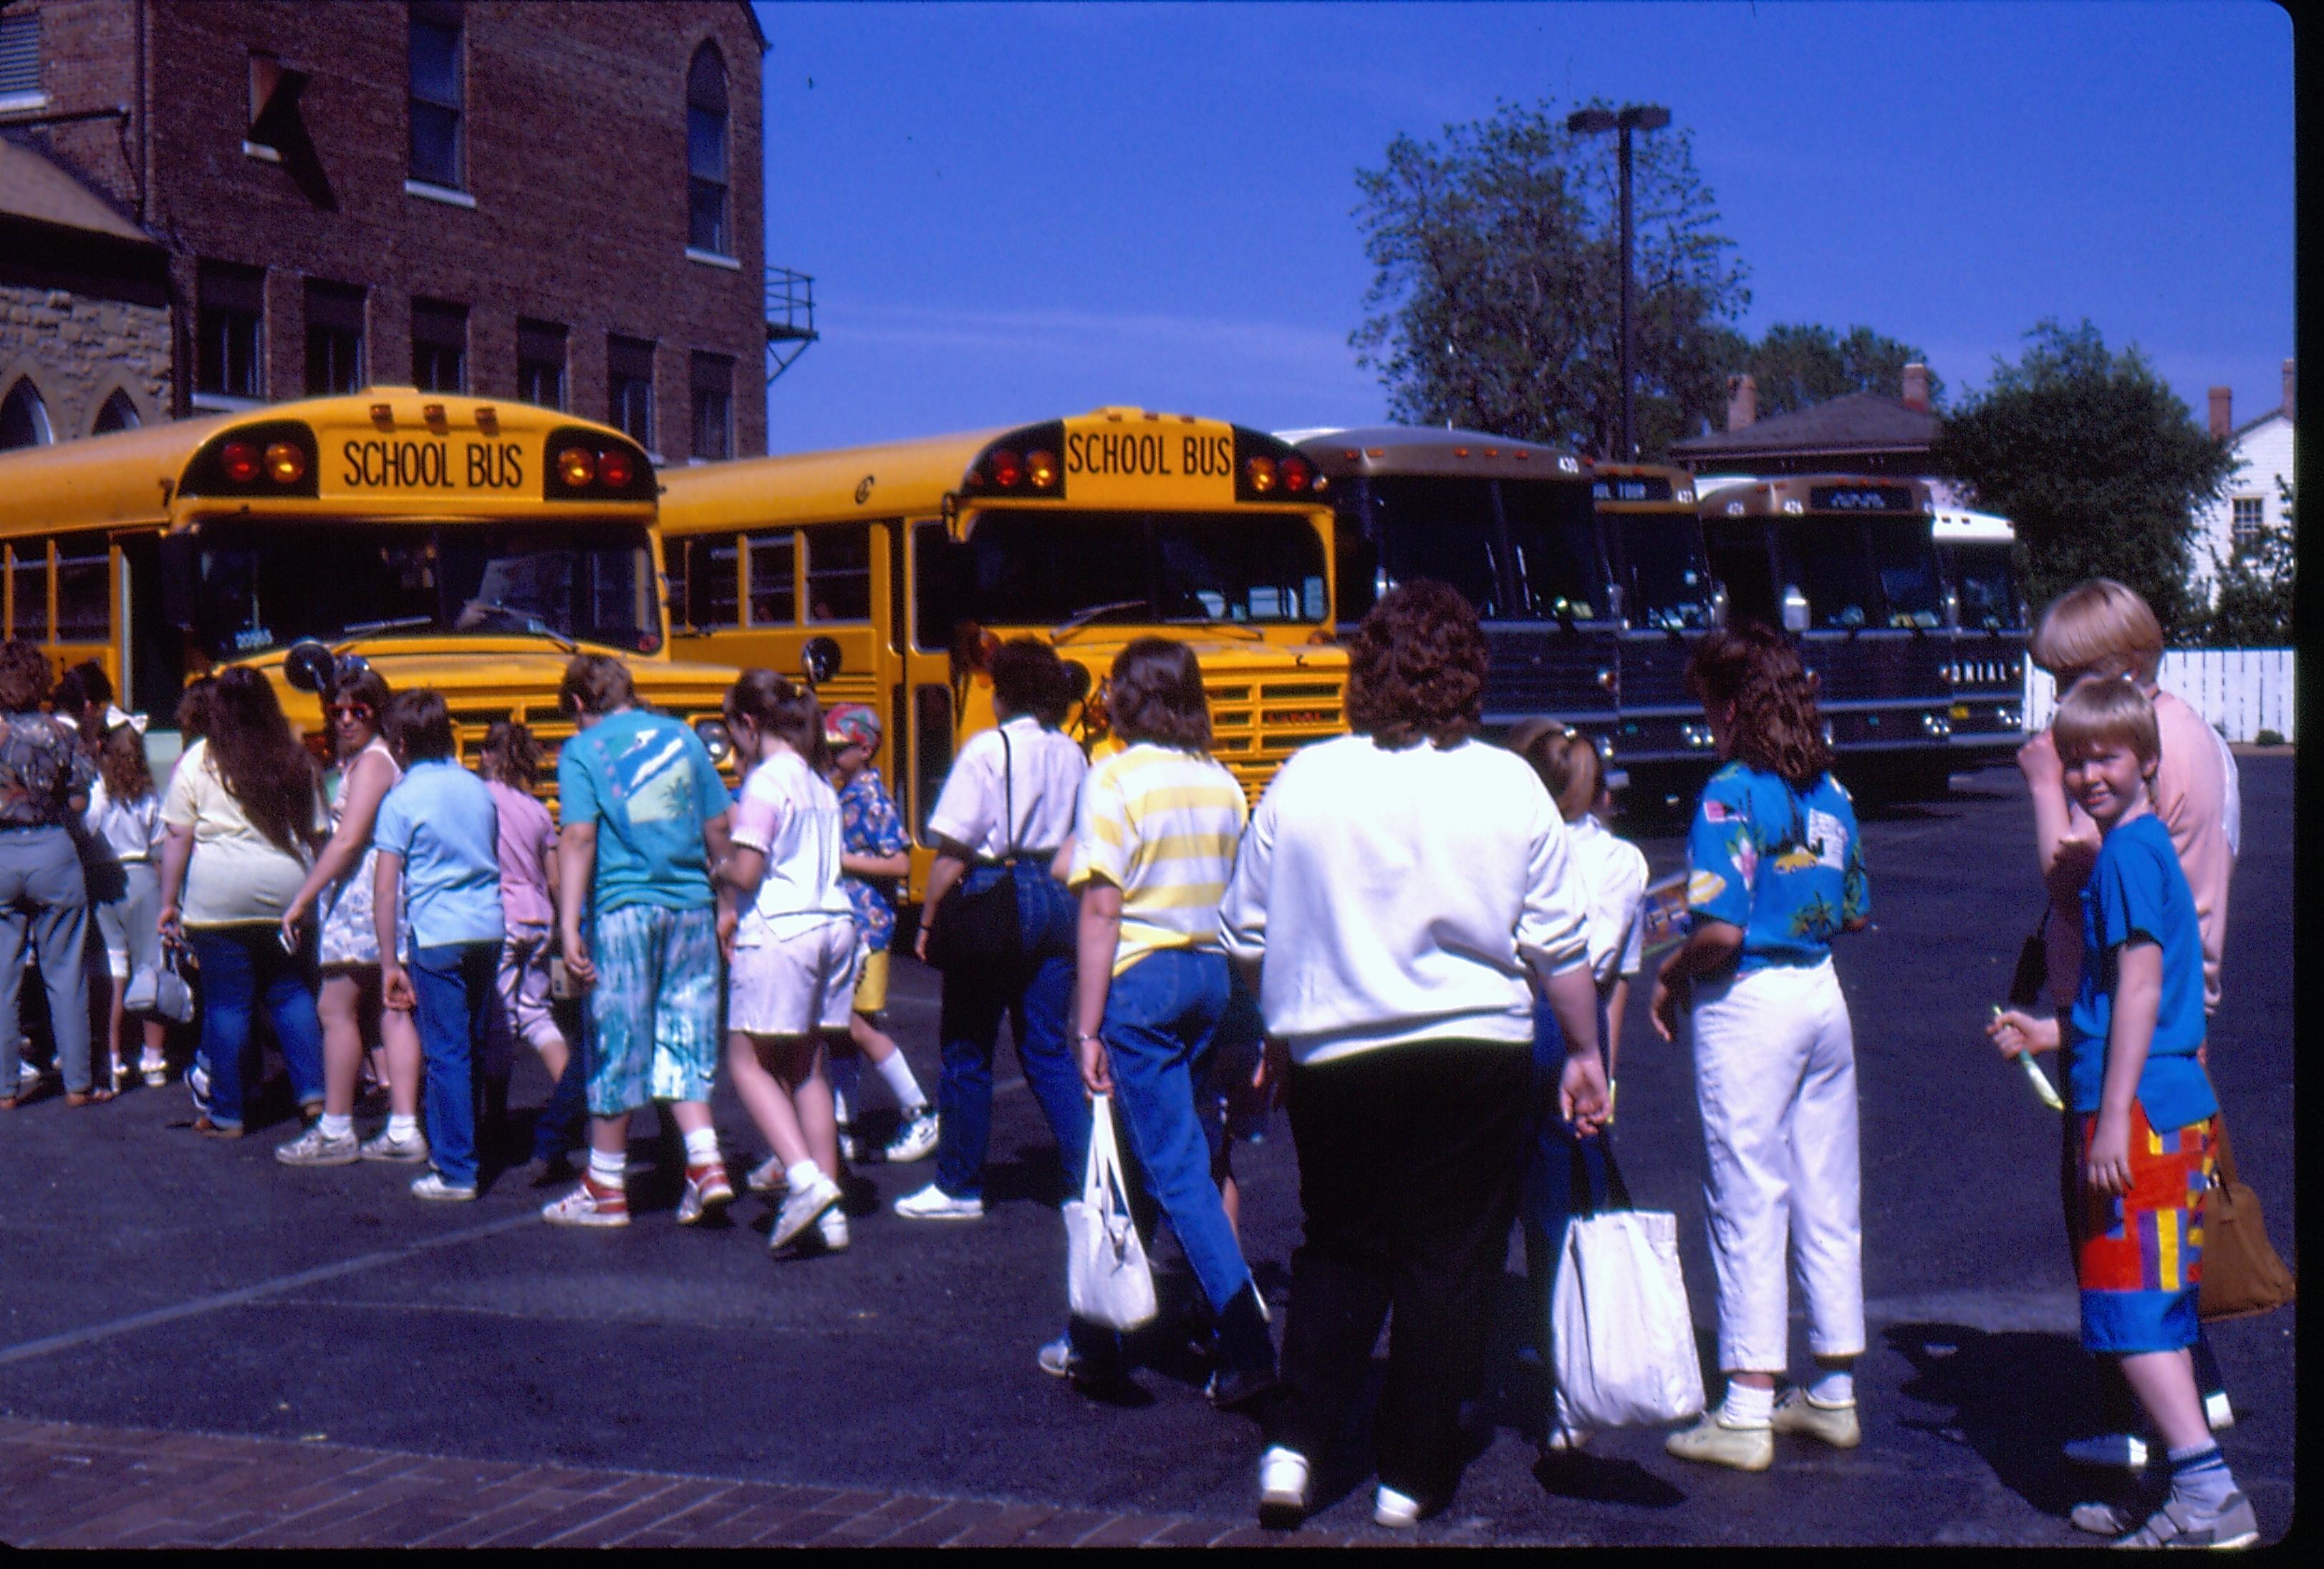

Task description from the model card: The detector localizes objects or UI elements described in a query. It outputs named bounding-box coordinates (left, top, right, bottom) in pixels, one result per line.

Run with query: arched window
left=1, top=378, right=53, bottom=449
left=92, top=388, right=141, bottom=434
left=687, top=43, right=729, bottom=255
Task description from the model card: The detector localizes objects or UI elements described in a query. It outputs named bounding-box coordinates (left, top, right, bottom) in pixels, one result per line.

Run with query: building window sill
left=242, top=140, right=282, bottom=163
left=0, top=92, right=52, bottom=117
left=190, top=392, right=267, bottom=415
left=685, top=247, right=742, bottom=271
left=404, top=178, right=476, bottom=209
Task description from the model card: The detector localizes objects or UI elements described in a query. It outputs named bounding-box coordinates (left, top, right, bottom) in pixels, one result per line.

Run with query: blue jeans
left=412, top=942, right=498, bottom=1188
left=189, top=924, right=325, bottom=1130
left=934, top=857, right=1089, bottom=1203
left=534, top=1026, right=589, bottom=1164
left=1523, top=993, right=1614, bottom=1350
left=1101, top=948, right=1251, bottom=1315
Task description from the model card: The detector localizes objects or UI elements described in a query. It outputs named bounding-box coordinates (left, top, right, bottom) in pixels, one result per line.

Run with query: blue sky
left=752, top=1, right=2294, bottom=454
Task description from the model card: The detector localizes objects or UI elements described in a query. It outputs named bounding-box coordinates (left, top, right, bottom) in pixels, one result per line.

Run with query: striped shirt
left=1066, top=742, right=1248, bottom=977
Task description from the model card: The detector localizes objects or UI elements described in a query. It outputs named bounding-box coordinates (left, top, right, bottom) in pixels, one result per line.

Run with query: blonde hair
left=2052, top=672, right=2160, bottom=770
left=2030, top=579, right=2164, bottom=682
left=1513, top=721, right=1602, bottom=823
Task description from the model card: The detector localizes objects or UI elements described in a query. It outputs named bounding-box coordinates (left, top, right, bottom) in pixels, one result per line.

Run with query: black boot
left=1205, top=1282, right=1281, bottom=1410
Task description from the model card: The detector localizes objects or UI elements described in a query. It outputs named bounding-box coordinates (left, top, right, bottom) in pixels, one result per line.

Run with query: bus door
left=1604, top=503, right=1718, bottom=768
left=902, top=516, right=965, bottom=852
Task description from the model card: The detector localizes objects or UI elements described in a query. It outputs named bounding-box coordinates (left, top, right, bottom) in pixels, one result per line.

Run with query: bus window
left=188, top=521, right=661, bottom=657
left=1495, top=478, right=1606, bottom=619
left=912, top=520, right=965, bottom=651
left=912, top=682, right=954, bottom=838
left=1704, top=523, right=1776, bottom=627
left=953, top=510, right=1327, bottom=629
left=1615, top=516, right=1716, bottom=631
left=746, top=530, right=795, bottom=625
left=1954, top=544, right=2022, bottom=630
left=8, top=541, right=49, bottom=639
left=56, top=539, right=110, bottom=642
left=1775, top=521, right=1881, bottom=631
left=806, top=523, right=872, bottom=622
left=1866, top=518, right=1944, bottom=629
left=1362, top=476, right=1599, bottom=621
left=680, top=535, right=739, bottom=630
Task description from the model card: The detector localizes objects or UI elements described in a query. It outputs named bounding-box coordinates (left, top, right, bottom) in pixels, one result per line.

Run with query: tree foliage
left=1351, top=100, right=1750, bottom=459
left=2202, top=477, right=2295, bottom=646
left=1735, top=323, right=1942, bottom=419
left=1929, top=320, right=2232, bottom=638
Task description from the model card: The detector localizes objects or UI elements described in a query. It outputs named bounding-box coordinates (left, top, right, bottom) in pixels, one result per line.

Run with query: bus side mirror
left=284, top=639, right=337, bottom=693
left=1942, top=586, right=1960, bottom=627
left=1604, top=584, right=1624, bottom=625
left=1782, top=584, right=1810, bottom=633
left=159, top=534, right=198, bottom=630
left=1710, top=584, right=1729, bottom=629
left=801, top=635, right=842, bottom=685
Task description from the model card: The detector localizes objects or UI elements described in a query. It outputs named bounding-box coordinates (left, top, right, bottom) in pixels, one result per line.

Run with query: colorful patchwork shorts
left=582, top=903, right=722, bottom=1117
left=2077, top=1099, right=2214, bottom=1354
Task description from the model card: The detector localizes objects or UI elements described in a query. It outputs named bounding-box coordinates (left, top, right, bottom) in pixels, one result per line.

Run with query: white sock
left=1720, top=1383, right=1775, bottom=1429
left=587, top=1149, right=627, bottom=1189
left=683, top=1126, right=720, bottom=1167
left=387, top=1114, right=419, bottom=1141
left=786, top=1159, right=823, bottom=1193
left=320, top=1113, right=355, bottom=1140
left=876, top=1051, right=928, bottom=1111
left=1808, top=1369, right=1854, bottom=1407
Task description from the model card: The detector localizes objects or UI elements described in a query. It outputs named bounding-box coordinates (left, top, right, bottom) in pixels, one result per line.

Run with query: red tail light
left=987, top=449, right=1024, bottom=488
left=220, top=440, right=262, bottom=484
left=598, top=448, right=636, bottom=489
left=1280, top=455, right=1312, bottom=493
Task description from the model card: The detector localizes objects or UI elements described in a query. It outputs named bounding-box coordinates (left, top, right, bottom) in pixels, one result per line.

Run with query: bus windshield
left=1775, top=520, right=1883, bottom=631
left=1361, top=475, right=1602, bottom=620
left=1616, top=516, right=1717, bottom=630
left=1865, top=517, right=1944, bottom=628
left=188, top=520, right=661, bottom=658
left=1952, top=542, right=2022, bottom=630
left=923, top=509, right=1327, bottom=639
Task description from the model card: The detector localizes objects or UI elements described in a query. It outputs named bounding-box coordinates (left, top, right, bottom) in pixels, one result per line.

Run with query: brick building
left=2, top=0, right=797, bottom=462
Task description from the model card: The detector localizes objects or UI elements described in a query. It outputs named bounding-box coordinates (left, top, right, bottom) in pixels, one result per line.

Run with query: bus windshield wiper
left=1164, top=617, right=1265, bottom=641
left=465, top=600, right=579, bottom=652
left=337, top=614, right=435, bottom=637
left=1051, top=599, right=1150, bottom=643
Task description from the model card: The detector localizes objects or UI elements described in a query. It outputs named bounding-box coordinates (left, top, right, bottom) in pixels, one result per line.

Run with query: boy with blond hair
left=1990, top=675, right=2255, bottom=1549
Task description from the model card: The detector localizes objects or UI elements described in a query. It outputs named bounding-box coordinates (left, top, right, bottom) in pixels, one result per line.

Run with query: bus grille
left=1205, top=677, right=1345, bottom=803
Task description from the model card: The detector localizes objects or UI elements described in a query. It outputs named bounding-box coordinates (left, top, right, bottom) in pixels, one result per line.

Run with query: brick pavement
left=0, top=1416, right=1351, bottom=1548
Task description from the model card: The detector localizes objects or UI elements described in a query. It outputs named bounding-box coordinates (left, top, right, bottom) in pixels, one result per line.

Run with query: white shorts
left=727, top=918, right=860, bottom=1038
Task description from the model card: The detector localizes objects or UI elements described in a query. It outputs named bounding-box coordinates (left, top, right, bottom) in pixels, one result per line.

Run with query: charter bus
left=1698, top=474, right=1962, bottom=793
left=1585, top=460, right=1720, bottom=785
left=1932, top=506, right=2028, bottom=760
left=659, top=406, right=1350, bottom=897
left=0, top=389, right=739, bottom=785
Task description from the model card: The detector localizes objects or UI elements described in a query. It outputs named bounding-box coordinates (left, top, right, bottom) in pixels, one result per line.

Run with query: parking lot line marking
left=0, top=1212, right=539, bottom=1368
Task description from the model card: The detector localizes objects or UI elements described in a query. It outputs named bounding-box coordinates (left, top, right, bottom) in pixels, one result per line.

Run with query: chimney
left=2208, top=386, right=2232, bottom=439
left=1901, top=362, right=1931, bottom=412
left=1726, top=372, right=1756, bottom=431
left=2285, top=359, right=2295, bottom=421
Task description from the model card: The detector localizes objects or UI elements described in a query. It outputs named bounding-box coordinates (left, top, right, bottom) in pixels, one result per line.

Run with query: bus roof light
left=1453, top=447, right=1470, bottom=458
left=1026, top=449, right=1059, bottom=489
left=1364, top=447, right=1385, bottom=458
left=599, top=448, right=636, bottom=489
left=1244, top=455, right=1276, bottom=493
left=988, top=449, right=1024, bottom=488
left=475, top=405, right=498, bottom=433
left=263, top=441, right=307, bottom=485
left=1341, top=448, right=1360, bottom=461
left=556, top=446, right=596, bottom=488
left=219, top=440, right=261, bottom=484
left=422, top=402, right=446, bottom=425
left=369, top=402, right=393, bottom=425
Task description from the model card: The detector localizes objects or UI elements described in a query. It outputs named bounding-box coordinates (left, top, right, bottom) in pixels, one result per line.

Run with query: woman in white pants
left=1651, top=622, right=1871, bottom=1473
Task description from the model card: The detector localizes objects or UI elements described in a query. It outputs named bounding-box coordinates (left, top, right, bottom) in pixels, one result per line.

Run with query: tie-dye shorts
left=582, top=903, right=721, bottom=1116
left=2077, top=1099, right=2214, bottom=1354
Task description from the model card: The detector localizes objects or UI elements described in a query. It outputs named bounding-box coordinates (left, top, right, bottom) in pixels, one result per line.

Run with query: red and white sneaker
left=541, top=1176, right=630, bottom=1228
left=677, top=1160, right=735, bottom=1225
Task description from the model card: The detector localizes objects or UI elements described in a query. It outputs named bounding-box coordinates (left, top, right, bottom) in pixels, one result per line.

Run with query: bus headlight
left=693, top=718, right=734, bottom=764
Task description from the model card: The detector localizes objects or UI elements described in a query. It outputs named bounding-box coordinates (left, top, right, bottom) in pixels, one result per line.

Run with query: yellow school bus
left=0, top=388, right=739, bottom=786
left=660, top=406, right=1350, bottom=896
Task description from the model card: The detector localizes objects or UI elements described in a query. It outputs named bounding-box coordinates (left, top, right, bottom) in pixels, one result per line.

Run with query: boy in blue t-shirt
left=1990, top=676, right=2254, bottom=1549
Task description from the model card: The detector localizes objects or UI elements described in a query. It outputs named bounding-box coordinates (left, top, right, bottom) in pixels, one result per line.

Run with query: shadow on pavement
left=1886, top=1321, right=2097, bottom=1518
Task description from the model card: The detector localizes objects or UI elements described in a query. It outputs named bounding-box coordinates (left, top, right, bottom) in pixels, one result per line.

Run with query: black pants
left=1269, top=1039, right=1532, bottom=1505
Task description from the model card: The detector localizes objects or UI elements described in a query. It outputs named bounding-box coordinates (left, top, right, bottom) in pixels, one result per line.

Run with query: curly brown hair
left=1107, top=638, right=1211, bottom=753
left=97, top=721, right=154, bottom=803
left=1685, top=623, right=1834, bottom=790
left=1346, top=579, right=1487, bottom=750
left=479, top=720, right=542, bottom=791
left=0, top=639, right=54, bottom=714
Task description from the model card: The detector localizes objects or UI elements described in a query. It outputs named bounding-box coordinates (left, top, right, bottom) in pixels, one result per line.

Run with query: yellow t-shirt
left=160, top=740, right=327, bottom=927
left=1066, top=743, right=1247, bottom=977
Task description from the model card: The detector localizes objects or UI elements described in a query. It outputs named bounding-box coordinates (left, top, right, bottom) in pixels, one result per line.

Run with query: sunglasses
left=327, top=703, right=374, bottom=723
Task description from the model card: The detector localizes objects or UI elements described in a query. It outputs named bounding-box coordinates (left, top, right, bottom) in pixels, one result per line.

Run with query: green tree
left=1735, top=323, right=1943, bottom=419
left=2202, top=478, right=2295, bottom=646
left=1929, top=319, right=2232, bottom=637
left=1351, top=100, right=1750, bottom=460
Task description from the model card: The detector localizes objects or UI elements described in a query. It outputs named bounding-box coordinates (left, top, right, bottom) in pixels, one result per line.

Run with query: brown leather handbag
left=2199, top=1114, right=2296, bottom=1322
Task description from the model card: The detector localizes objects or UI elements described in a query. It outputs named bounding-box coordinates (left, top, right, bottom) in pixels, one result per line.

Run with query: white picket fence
left=2022, top=649, right=2296, bottom=743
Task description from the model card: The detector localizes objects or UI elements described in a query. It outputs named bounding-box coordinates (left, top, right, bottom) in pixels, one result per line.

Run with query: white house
left=2189, top=360, right=2295, bottom=604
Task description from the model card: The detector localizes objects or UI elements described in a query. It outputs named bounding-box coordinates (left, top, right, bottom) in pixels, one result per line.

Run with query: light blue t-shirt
left=373, top=758, right=506, bottom=950
left=556, top=709, right=731, bottom=915
left=2068, top=812, right=2214, bottom=1131
left=1684, top=761, right=1869, bottom=970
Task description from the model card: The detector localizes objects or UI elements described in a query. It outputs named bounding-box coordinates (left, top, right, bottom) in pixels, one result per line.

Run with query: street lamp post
left=1568, top=103, right=1670, bottom=460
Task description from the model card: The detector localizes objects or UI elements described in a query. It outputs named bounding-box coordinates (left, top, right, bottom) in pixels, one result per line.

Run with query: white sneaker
left=360, top=1126, right=430, bottom=1164
left=770, top=1169, right=842, bottom=1250
left=1542, top=1420, right=1591, bottom=1452
left=892, top=1182, right=983, bottom=1221
left=1373, top=1484, right=1423, bottom=1530
left=746, top=1155, right=787, bottom=1194
left=18, top=1058, right=43, bottom=1089
left=836, top=1126, right=862, bottom=1164
left=884, top=1108, right=940, bottom=1163
left=274, top=1124, right=360, bottom=1167
left=410, top=1172, right=477, bottom=1202
left=816, top=1207, right=851, bottom=1252
left=1257, top=1446, right=1310, bottom=1520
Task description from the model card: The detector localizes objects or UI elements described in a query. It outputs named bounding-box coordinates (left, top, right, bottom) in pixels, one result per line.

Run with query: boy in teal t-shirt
left=1990, top=676, right=2254, bottom=1549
